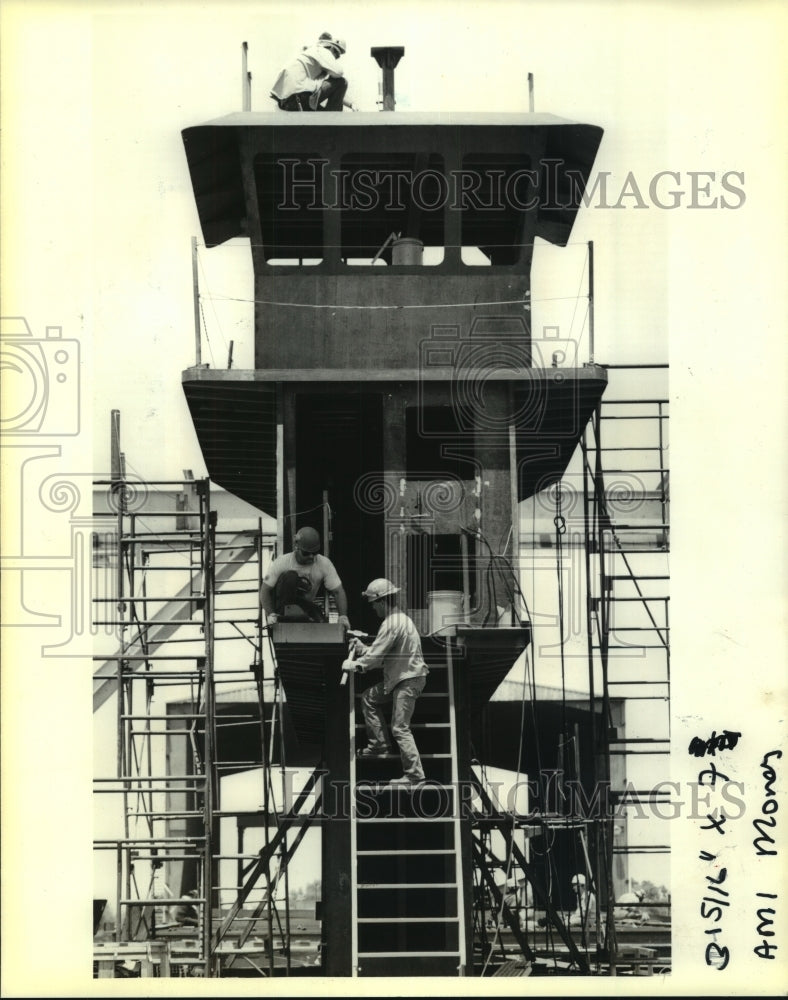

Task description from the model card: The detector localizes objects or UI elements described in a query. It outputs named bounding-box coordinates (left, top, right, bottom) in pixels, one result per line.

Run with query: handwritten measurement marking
left=699, top=864, right=730, bottom=969
left=689, top=730, right=742, bottom=758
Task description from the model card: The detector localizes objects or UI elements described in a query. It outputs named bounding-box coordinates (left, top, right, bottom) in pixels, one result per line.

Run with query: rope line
left=208, top=292, right=590, bottom=312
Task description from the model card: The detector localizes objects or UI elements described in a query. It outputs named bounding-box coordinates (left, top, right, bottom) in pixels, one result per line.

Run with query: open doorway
left=295, top=393, right=385, bottom=626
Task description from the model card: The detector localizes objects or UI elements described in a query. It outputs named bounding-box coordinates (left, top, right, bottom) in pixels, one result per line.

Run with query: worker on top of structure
left=342, top=578, right=428, bottom=787
left=270, top=33, right=358, bottom=112
left=261, top=526, right=350, bottom=628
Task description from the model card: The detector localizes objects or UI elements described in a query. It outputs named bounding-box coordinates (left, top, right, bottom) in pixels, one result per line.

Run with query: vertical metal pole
left=594, top=414, right=617, bottom=973
left=202, top=484, right=216, bottom=975
left=276, top=384, right=284, bottom=557
left=241, top=42, right=250, bottom=111
left=580, top=422, right=602, bottom=968
left=192, top=237, right=201, bottom=366
left=460, top=531, right=471, bottom=623
left=349, top=670, right=359, bottom=975
left=112, top=409, right=131, bottom=941
left=322, top=490, right=330, bottom=559
left=657, top=401, right=668, bottom=538
left=111, top=410, right=122, bottom=484
left=528, top=72, right=534, bottom=112
left=278, top=687, right=292, bottom=973
left=581, top=426, right=598, bottom=750
left=257, top=521, right=275, bottom=974
left=323, top=490, right=330, bottom=617
left=115, top=844, right=123, bottom=944
left=508, top=419, right=519, bottom=624
left=588, top=241, right=595, bottom=365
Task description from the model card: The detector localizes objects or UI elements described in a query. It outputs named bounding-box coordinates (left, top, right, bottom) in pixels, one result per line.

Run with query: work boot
left=357, top=745, right=392, bottom=759
left=388, top=775, right=424, bottom=787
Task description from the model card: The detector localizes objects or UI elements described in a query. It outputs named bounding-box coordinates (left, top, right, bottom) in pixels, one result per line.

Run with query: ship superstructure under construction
left=92, top=46, right=670, bottom=979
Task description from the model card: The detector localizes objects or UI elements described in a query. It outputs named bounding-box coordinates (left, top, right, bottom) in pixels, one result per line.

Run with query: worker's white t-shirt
left=270, top=45, right=344, bottom=102
left=262, top=552, right=341, bottom=603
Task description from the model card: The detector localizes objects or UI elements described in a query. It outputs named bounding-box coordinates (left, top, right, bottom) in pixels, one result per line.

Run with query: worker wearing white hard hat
left=567, top=872, right=598, bottom=939
left=342, top=578, right=429, bottom=785
left=260, top=526, right=350, bottom=628
left=270, top=32, right=358, bottom=111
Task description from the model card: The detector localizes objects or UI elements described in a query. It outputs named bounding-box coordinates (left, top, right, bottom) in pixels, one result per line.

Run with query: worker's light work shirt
left=356, top=610, right=429, bottom=694
left=262, top=552, right=341, bottom=602
left=270, top=45, right=344, bottom=102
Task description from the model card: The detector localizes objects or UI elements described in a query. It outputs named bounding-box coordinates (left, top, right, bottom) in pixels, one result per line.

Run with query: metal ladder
left=348, top=640, right=468, bottom=976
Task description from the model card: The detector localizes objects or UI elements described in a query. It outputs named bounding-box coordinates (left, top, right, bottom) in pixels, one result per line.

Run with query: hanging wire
left=565, top=247, right=589, bottom=345
left=196, top=246, right=229, bottom=365
left=210, top=291, right=585, bottom=312
left=198, top=295, right=217, bottom=368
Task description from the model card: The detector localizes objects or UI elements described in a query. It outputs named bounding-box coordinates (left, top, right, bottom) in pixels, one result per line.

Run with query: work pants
left=276, top=76, right=348, bottom=111
left=361, top=674, right=427, bottom=781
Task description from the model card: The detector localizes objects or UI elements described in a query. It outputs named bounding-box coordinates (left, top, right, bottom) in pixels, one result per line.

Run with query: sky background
left=2, top=1, right=787, bottom=996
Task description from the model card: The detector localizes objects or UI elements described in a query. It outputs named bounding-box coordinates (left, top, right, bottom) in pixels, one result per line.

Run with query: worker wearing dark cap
left=261, top=526, right=350, bottom=627
left=270, top=34, right=357, bottom=111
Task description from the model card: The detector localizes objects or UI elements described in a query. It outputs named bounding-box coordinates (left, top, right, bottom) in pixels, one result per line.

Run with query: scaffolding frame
left=93, top=365, right=671, bottom=978
left=92, top=476, right=296, bottom=978
left=581, top=366, right=671, bottom=973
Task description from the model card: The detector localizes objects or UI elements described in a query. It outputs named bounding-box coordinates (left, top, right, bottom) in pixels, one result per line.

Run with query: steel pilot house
left=180, top=54, right=606, bottom=976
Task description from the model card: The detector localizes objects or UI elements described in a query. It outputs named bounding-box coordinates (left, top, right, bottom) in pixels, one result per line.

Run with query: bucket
left=427, top=590, right=465, bottom=634
left=408, top=609, right=428, bottom=635
left=392, top=236, right=424, bottom=265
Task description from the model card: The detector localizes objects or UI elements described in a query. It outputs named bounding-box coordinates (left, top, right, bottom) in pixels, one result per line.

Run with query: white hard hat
left=320, top=36, right=346, bottom=55
left=362, top=578, right=399, bottom=602
left=571, top=873, right=587, bottom=887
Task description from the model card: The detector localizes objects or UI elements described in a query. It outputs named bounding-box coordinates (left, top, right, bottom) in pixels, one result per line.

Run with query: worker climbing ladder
left=347, top=637, right=469, bottom=976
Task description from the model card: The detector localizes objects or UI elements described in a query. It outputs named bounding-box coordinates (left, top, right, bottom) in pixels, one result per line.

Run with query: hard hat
left=571, top=873, right=587, bottom=887
left=362, top=578, right=399, bottom=602
left=294, top=526, right=321, bottom=553
left=321, top=36, right=346, bottom=54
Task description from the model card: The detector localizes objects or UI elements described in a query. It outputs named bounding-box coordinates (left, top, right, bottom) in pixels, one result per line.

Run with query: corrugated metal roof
left=182, top=378, right=277, bottom=516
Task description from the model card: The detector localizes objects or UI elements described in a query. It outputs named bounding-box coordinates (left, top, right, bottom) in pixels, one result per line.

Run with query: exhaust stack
left=371, top=46, right=405, bottom=111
